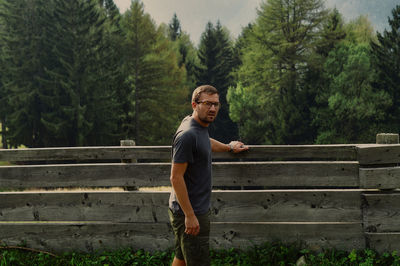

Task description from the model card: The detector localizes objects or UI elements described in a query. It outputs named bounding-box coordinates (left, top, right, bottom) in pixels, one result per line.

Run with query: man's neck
left=192, top=112, right=209, bottom=128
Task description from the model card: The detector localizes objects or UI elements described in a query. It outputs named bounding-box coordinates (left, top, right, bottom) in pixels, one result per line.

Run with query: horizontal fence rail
left=0, top=161, right=359, bottom=189
left=0, top=190, right=363, bottom=223
left=0, top=144, right=400, bottom=253
left=0, top=145, right=357, bottom=162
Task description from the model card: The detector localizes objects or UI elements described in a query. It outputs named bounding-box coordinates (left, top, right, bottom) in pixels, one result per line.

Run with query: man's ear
left=191, top=101, right=197, bottom=110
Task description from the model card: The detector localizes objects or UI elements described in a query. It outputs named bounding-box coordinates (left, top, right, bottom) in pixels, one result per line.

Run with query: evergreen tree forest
left=0, top=0, right=399, bottom=147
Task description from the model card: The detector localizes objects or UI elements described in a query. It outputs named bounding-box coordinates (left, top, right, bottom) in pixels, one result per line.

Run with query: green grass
left=1, top=242, right=400, bottom=266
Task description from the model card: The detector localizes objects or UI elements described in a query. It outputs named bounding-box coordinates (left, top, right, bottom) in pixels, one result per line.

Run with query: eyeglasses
left=197, top=101, right=221, bottom=109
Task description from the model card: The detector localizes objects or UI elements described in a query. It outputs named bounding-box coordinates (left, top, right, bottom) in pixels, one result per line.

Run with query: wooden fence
left=1, top=144, right=400, bottom=253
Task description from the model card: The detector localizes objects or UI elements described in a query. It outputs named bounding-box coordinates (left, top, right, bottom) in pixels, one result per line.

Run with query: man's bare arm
left=170, top=162, right=200, bottom=236
left=210, top=138, right=249, bottom=153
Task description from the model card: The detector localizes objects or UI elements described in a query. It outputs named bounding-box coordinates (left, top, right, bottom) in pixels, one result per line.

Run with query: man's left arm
left=210, top=138, right=249, bottom=153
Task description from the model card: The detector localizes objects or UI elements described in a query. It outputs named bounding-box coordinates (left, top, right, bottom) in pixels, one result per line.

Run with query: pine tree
left=122, top=0, right=187, bottom=145
left=42, top=0, right=120, bottom=146
left=95, top=0, right=126, bottom=145
left=315, top=8, right=347, bottom=57
left=0, top=1, right=9, bottom=148
left=230, top=0, right=327, bottom=144
left=370, top=5, right=400, bottom=132
left=99, top=0, right=120, bottom=19
left=305, top=8, right=347, bottom=143
left=0, top=0, right=55, bottom=147
left=168, top=13, right=181, bottom=41
left=196, top=21, right=238, bottom=143
left=315, top=42, right=390, bottom=143
left=166, top=13, right=198, bottom=106
left=311, top=14, right=389, bottom=143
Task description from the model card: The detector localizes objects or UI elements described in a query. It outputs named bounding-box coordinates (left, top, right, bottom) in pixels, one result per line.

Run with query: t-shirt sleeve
left=172, top=131, right=195, bottom=164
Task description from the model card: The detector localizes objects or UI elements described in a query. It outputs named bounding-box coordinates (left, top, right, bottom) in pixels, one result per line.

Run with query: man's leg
left=169, top=209, right=211, bottom=266
left=172, top=256, right=186, bottom=266
left=169, top=209, right=186, bottom=265
left=181, top=211, right=211, bottom=266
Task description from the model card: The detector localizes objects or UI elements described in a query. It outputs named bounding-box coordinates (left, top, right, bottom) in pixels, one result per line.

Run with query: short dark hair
left=191, top=85, right=219, bottom=103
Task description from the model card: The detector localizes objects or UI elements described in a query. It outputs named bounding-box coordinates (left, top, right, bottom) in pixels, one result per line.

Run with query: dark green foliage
left=121, top=0, right=187, bottom=145
left=0, top=0, right=122, bottom=147
left=0, top=248, right=174, bottom=266
left=211, top=242, right=303, bottom=265
left=303, top=8, right=347, bottom=144
left=315, top=8, right=347, bottom=57
left=196, top=21, right=238, bottom=143
left=167, top=13, right=198, bottom=106
left=168, top=13, right=181, bottom=41
left=1, top=0, right=400, bottom=147
left=45, top=0, right=121, bottom=146
left=229, top=1, right=400, bottom=145
left=0, top=0, right=55, bottom=147
left=98, top=0, right=120, bottom=19
left=229, top=0, right=327, bottom=144
left=2, top=243, right=400, bottom=265
left=313, top=42, right=390, bottom=143
left=370, top=5, right=400, bottom=134
left=310, top=10, right=391, bottom=144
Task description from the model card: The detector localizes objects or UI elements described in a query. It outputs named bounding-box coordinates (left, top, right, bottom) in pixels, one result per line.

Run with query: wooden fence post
left=120, top=139, right=137, bottom=191
left=120, top=140, right=136, bottom=163
left=376, top=133, right=399, bottom=144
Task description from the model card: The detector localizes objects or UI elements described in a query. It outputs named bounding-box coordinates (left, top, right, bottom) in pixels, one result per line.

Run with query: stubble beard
left=198, top=111, right=217, bottom=125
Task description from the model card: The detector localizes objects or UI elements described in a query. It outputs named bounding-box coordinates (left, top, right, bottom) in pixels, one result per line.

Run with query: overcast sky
left=113, top=0, right=393, bottom=46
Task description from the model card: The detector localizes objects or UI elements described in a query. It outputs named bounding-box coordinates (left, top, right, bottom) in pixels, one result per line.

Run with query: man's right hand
left=185, top=214, right=200, bottom=236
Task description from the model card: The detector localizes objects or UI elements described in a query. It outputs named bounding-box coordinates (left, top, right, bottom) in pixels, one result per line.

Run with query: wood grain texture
left=357, top=144, right=400, bottom=165
left=0, top=222, right=363, bottom=252
left=0, top=191, right=169, bottom=223
left=0, top=146, right=171, bottom=162
left=211, top=190, right=362, bottom=222
left=212, top=161, right=359, bottom=188
left=0, top=161, right=359, bottom=189
left=366, top=233, right=400, bottom=253
left=359, top=166, right=400, bottom=189
left=363, top=192, right=400, bottom=232
left=0, top=222, right=172, bottom=252
left=0, top=190, right=362, bottom=223
left=0, top=163, right=171, bottom=188
left=211, top=222, right=364, bottom=251
left=0, top=145, right=357, bottom=162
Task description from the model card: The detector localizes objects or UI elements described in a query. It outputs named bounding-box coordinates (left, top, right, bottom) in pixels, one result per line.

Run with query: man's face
left=193, top=93, right=220, bottom=125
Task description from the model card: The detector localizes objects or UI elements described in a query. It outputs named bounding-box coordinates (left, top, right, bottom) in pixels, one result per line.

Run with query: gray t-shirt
left=169, top=115, right=212, bottom=215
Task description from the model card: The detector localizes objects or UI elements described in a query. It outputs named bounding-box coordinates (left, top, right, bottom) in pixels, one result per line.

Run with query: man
left=169, top=85, right=248, bottom=266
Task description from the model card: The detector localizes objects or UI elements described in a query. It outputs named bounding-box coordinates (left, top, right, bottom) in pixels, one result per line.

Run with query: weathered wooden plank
left=0, top=146, right=171, bottom=162
left=359, top=167, right=400, bottom=189
left=0, top=191, right=169, bottom=223
left=366, top=233, right=400, bottom=253
left=0, top=145, right=357, bottom=162
left=0, top=222, right=172, bottom=252
left=0, top=163, right=171, bottom=188
left=211, top=190, right=362, bottom=222
left=212, top=222, right=364, bottom=251
left=0, top=162, right=359, bottom=189
left=0, top=222, right=363, bottom=252
left=0, top=191, right=169, bottom=222
left=357, top=144, right=400, bottom=165
left=363, top=192, right=400, bottom=232
left=0, top=190, right=362, bottom=223
left=212, top=161, right=359, bottom=188
left=213, top=145, right=357, bottom=161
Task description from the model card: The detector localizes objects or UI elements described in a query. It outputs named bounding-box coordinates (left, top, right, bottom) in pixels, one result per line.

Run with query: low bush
left=1, top=243, right=400, bottom=265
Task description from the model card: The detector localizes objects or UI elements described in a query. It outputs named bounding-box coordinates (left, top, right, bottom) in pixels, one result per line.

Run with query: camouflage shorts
left=168, top=208, right=211, bottom=266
